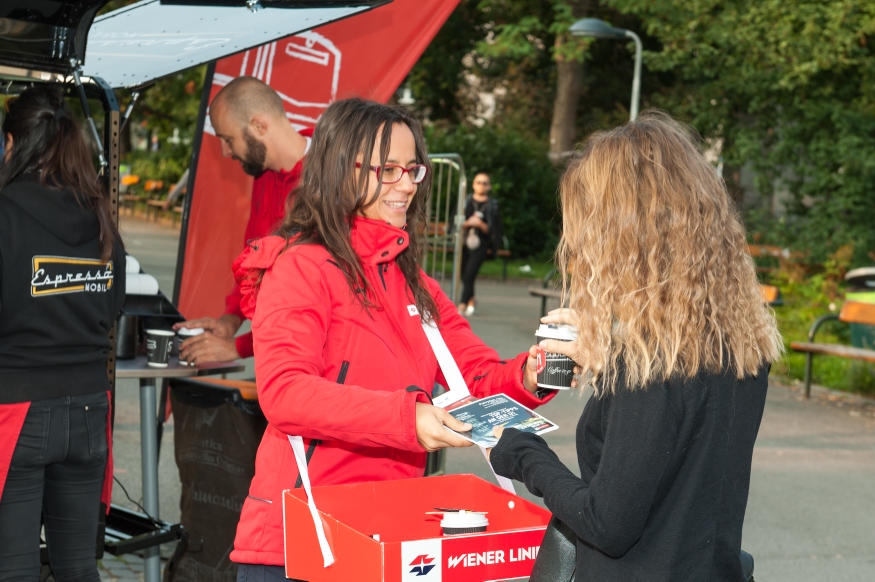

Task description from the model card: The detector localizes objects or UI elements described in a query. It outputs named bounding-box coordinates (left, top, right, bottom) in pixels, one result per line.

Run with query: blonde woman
left=490, top=112, right=782, bottom=581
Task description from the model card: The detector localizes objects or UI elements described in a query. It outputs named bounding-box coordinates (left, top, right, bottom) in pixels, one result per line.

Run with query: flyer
left=445, top=393, right=558, bottom=448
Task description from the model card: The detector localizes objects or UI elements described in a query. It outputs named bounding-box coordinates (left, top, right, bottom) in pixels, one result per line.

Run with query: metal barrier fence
left=422, top=154, right=466, bottom=478
left=423, top=153, right=467, bottom=306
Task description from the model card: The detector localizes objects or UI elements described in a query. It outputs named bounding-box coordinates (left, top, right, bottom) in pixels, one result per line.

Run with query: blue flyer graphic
left=446, top=394, right=558, bottom=447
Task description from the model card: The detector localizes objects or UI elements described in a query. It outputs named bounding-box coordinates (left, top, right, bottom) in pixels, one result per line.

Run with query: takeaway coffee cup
left=115, top=314, right=138, bottom=360
left=176, top=327, right=204, bottom=366
left=145, top=329, right=174, bottom=367
left=535, top=323, right=579, bottom=389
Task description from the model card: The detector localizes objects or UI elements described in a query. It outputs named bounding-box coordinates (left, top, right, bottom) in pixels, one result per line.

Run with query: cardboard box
left=283, top=474, right=551, bottom=581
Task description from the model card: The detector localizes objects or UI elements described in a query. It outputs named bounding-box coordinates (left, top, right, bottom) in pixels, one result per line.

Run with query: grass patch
left=424, top=256, right=556, bottom=281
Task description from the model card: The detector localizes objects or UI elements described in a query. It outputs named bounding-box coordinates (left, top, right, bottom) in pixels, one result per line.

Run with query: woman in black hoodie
left=0, top=86, right=125, bottom=580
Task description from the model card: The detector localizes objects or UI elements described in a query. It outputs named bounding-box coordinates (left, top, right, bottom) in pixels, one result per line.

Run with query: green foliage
left=126, top=144, right=190, bottom=189
left=606, top=0, right=875, bottom=265
left=477, top=1, right=588, bottom=64
left=426, top=124, right=561, bottom=258
left=118, top=67, right=206, bottom=187
left=764, top=245, right=875, bottom=396
left=405, top=0, right=488, bottom=123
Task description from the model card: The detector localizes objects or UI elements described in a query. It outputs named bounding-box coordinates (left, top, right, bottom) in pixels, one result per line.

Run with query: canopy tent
left=83, top=0, right=387, bottom=88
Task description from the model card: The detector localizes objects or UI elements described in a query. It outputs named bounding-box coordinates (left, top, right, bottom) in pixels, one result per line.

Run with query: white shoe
left=465, top=305, right=475, bottom=317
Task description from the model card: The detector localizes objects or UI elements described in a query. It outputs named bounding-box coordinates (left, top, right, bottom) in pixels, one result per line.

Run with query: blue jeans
left=0, top=392, right=108, bottom=582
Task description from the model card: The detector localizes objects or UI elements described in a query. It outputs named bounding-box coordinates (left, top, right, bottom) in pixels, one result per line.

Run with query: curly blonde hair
left=557, top=111, right=782, bottom=394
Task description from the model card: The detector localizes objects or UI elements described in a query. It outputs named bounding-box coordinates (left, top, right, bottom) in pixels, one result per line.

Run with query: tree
left=476, top=0, right=591, bottom=159
left=606, top=0, right=875, bottom=263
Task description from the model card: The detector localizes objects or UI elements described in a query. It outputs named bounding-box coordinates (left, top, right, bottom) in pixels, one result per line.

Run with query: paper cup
left=145, top=329, right=174, bottom=367
left=535, top=324, right=578, bottom=389
left=176, top=327, right=204, bottom=366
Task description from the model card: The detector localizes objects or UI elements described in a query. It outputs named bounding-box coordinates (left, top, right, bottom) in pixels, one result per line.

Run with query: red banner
left=178, top=0, right=460, bottom=320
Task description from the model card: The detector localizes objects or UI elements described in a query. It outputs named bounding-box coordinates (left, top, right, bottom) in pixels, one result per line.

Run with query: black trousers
left=461, top=242, right=489, bottom=305
left=237, top=564, right=304, bottom=582
left=0, top=391, right=108, bottom=582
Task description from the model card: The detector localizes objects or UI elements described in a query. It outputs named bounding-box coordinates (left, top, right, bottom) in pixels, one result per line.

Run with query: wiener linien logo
left=31, top=255, right=114, bottom=297
left=408, top=554, right=436, bottom=576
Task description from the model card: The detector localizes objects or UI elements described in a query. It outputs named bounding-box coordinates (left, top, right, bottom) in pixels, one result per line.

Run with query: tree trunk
left=548, top=0, right=589, bottom=163
left=549, top=59, right=583, bottom=161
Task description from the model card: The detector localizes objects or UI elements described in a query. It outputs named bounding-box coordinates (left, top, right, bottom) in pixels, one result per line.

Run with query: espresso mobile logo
left=547, top=366, right=572, bottom=376
left=408, top=555, right=436, bottom=577
left=31, top=256, right=114, bottom=297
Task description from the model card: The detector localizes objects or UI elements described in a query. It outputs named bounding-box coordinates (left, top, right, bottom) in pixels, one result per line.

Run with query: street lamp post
left=570, top=18, right=642, bottom=121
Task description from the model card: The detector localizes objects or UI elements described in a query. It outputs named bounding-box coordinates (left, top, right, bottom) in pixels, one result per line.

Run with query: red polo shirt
left=224, top=127, right=312, bottom=357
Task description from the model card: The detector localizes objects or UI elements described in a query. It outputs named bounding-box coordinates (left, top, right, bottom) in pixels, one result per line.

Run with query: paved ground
left=100, top=218, right=875, bottom=581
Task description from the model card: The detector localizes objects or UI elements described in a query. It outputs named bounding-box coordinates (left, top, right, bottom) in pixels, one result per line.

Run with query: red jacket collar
left=233, top=218, right=409, bottom=319
left=350, top=217, right=409, bottom=265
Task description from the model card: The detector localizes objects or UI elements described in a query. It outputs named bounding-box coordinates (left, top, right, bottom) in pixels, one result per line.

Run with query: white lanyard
left=287, top=309, right=514, bottom=569
left=419, top=317, right=516, bottom=494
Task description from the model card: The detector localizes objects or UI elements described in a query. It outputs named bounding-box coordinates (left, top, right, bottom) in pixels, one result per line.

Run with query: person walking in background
left=459, top=172, right=502, bottom=316
left=0, top=86, right=125, bottom=581
left=489, top=112, right=782, bottom=581
left=173, top=76, right=312, bottom=365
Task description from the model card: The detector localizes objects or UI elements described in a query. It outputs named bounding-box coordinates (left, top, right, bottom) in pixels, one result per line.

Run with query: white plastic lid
left=177, top=327, right=205, bottom=336
left=440, top=511, right=488, bottom=529
left=145, top=329, right=175, bottom=336
left=535, top=323, right=578, bottom=341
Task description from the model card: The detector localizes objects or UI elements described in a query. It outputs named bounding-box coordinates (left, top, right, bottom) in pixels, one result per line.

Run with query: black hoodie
left=0, top=173, right=125, bottom=404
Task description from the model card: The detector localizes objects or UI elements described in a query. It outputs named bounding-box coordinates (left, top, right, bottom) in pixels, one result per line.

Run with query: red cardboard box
left=283, top=474, right=551, bottom=581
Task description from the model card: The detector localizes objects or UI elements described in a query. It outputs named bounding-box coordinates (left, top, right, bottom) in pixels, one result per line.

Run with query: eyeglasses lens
left=411, top=165, right=427, bottom=184
left=379, top=165, right=427, bottom=184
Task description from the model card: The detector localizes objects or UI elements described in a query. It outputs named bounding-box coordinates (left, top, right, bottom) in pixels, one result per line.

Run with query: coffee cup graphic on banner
left=535, top=323, right=578, bottom=389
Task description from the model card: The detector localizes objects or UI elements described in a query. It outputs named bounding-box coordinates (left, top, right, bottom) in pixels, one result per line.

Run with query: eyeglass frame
left=355, top=162, right=428, bottom=185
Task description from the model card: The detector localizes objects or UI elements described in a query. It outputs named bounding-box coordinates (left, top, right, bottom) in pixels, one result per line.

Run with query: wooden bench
left=790, top=301, right=875, bottom=398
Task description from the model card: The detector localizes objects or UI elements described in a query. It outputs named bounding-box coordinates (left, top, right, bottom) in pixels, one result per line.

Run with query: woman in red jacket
left=230, top=98, right=553, bottom=579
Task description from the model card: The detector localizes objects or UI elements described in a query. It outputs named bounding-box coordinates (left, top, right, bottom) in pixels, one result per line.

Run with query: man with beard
left=174, top=76, right=312, bottom=363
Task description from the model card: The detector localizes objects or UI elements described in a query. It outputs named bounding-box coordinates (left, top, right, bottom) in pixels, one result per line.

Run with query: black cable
left=113, top=475, right=160, bottom=527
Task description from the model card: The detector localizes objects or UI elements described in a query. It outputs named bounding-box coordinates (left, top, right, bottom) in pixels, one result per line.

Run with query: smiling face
left=358, top=122, right=418, bottom=228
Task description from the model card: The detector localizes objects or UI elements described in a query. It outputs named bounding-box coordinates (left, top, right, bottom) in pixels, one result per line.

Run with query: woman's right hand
left=415, top=403, right=474, bottom=452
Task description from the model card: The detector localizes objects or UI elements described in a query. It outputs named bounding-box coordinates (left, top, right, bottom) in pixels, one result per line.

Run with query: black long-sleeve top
left=490, top=363, right=770, bottom=581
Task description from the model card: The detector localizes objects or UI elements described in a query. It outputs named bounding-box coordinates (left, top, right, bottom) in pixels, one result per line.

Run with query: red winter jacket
left=229, top=217, right=552, bottom=566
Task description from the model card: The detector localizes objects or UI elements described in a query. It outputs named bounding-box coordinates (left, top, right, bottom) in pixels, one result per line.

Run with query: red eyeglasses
left=355, top=162, right=428, bottom=185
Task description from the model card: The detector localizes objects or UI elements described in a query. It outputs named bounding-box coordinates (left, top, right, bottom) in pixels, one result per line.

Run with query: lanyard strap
left=287, top=435, right=334, bottom=568
left=419, top=318, right=516, bottom=495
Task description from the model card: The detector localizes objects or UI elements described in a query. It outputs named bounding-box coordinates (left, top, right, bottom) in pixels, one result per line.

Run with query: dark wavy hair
left=0, top=86, right=119, bottom=261
left=276, top=98, right=438, bottom=320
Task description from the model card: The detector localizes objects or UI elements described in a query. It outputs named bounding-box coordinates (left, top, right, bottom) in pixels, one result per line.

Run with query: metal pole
left=625, top=30, right=643, bottom=121
left=139, top=378, right=161, bottom=582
